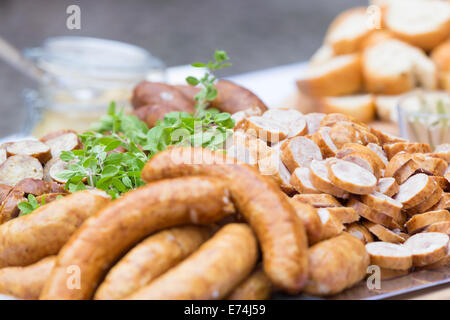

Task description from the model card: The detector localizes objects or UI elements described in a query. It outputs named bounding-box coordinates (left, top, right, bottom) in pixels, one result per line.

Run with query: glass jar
left=397, top=90, right=450, bottom=148
left=23, top=36, right=165, bottom=137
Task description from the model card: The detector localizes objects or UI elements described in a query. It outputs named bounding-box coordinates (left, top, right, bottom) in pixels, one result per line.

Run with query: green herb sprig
left=18, top=194, right=63, bottom=216
left=52, top=50, right=235, bottom=200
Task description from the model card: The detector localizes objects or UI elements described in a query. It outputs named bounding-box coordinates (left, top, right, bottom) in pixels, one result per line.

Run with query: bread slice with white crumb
left=296, top=54, right=362, bottom=97
left=362, top=39, right=437, bottom=94
left=324, top=7, right=374, bottom=55
left=320, top=94, right=375, bottom=123
left=431, top=40, right=450, bottom=91
left=384, top=0, right=450, bottom=51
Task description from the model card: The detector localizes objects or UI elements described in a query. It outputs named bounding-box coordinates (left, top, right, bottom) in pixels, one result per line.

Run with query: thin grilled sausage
left=0, top=190, right=110, bottom=267
left=141, top=147, right=308, bottom=294
left=40, top=177, right=234, bottom=300
left=126, top=223, right=258, bottom=300
left=0, top=256, right=55, bottom=300
left=94, top=226, right=211, bottom=300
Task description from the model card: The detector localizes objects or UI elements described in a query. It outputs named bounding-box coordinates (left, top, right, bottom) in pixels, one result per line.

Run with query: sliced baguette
left=296, top=54, right=362, bottom=96
left=325, top=7, right=374, bottom=55
left=320, top=94, right=376, bottom=123
left=384, top=0, right=450, bottom=51
left=362, top=39, right=438, bottom=94
left=407, top=185, right=443, bottom=216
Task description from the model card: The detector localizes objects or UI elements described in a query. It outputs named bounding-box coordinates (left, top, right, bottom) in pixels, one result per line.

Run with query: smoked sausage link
left=141, top=147, right=309, bottom=294
left=126, top=223, right=258, bottom=300
left=40, top=177, right=234, bottom=300
left=0, top=190, right=110, bottom=268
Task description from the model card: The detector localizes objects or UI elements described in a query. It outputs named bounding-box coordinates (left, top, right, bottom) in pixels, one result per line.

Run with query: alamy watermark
left=66, top=5, right=81, bottom=30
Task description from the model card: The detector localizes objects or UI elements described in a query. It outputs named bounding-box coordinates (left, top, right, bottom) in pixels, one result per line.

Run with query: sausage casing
left=40, top=177, right=234, bottom=300
left=94, top=226, right=211, bottom=300
left=0, top=189, right=110, bottom=267
left=141, top=147, right=309, bottom=293
left=126, top=223, right=258, bottom=300
left=304, top=232, right=370, bottom=296
left=0, top=256, right=55, bottom=300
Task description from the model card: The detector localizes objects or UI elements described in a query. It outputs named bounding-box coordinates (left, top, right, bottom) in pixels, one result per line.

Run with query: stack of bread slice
left=294, top=0, right=450, bottom=123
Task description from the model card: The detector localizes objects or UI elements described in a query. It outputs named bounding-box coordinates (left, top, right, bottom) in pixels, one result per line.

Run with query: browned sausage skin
left=94, top=226, right=211, bottom=300
left=141, top=147, right=308, bottom=294
left=126, top=223, right=258, bottom=300
left=0, top=256, right=55, bottom=300
left=131, top=81, right=195, bottom=111
left=0, top=190, right=110, bottom=267
left=227, top=267, right=272, bottom=300
left=209, top=80, right=268, bottom=114
left=40, top=177, right=234, bottom=300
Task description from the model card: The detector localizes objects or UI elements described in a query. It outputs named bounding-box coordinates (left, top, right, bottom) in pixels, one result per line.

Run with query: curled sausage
left=0, top=256, right=55, bottom=300
left=227, top=267, right=272, bottom=300
left=304, top=232, right=369, bottom=296
left=209, top=80, right=268, bottom=114
left=40, top=177, right=234, bottom=300
left=94, top=226, right=211, bottom=300
left=126, top=223, right=258, bottom=300
left=141, top=147, right=308, bottom=294
left=131, top=81, right=195, bottom=111
left=0, top=190, right=110, bottom=268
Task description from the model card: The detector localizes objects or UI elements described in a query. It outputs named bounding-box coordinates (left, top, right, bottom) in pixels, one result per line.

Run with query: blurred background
left=0, top=0, right=366, bottom=136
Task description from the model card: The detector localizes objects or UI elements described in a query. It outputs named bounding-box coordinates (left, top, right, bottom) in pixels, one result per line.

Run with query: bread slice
left=403, top=232, right=449, bottom=267
left=374, top=94, right=403, bottom=122
left=297, top=54, right=362, bottom=96
left=362, top=39, right=438, bottom=94
left=384, top=0, right=450, bottom=51
left=325, top=7, right=374, bottom=55
left=319, top=94, right=376, bottom=123
left=431, top=40, right=450, bottom=90
left=310, top=45, right=335, bottom=66
left=365, top=241, right=413, bottom=270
